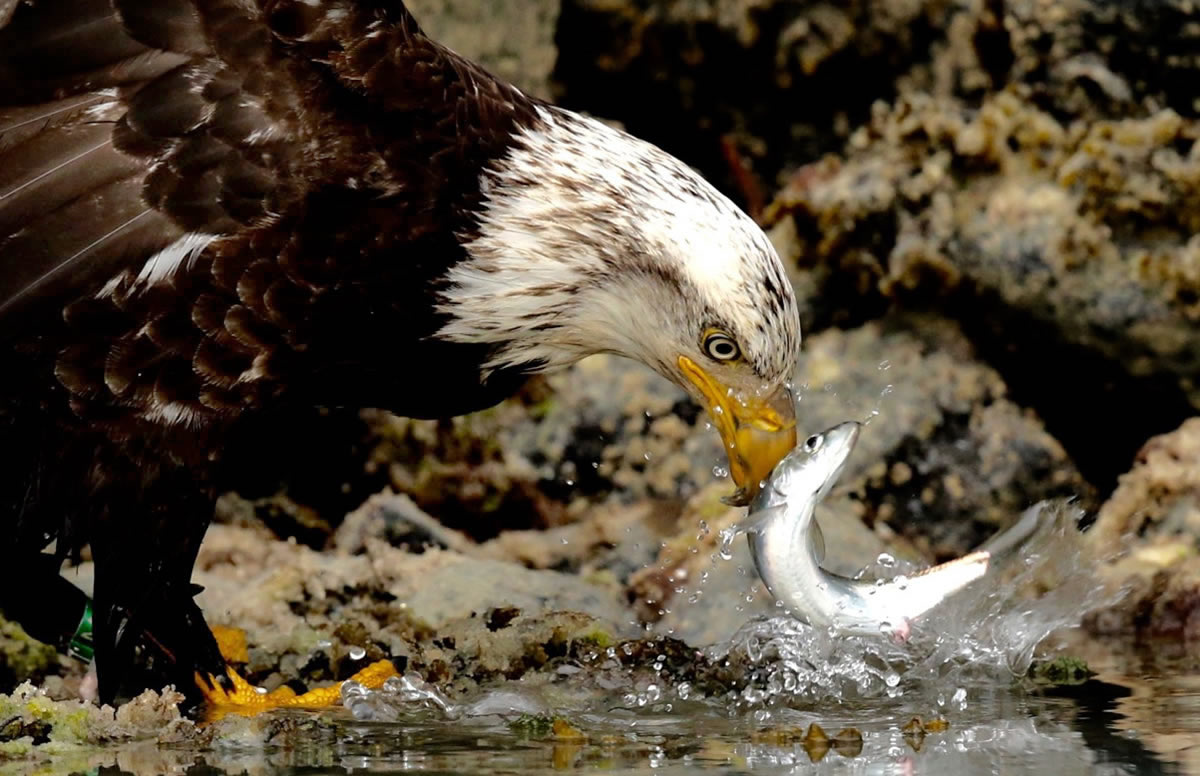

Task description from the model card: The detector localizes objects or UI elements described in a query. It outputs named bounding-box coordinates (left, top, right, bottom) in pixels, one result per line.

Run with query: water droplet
left=717, top=528, right=736, bottom=560
left=876, top=552, right=897, bottom=568
left=878, top=360, right=891, bottom=370
left=564, top=478, right=574, bottom=486
left=561, top=537, right=570, bottom=545
left=712, top=465, right=729, bottom=479
left=349, top=646, right=366, bottom=661
left=677, top=682, right=691, bottom=700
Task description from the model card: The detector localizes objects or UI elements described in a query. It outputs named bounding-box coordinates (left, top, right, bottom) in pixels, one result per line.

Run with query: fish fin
left=880, top=550, right=991, bottom=627
left=735, top=505, right=787, bottom=537
left=910, top=550, right=990, bottom=585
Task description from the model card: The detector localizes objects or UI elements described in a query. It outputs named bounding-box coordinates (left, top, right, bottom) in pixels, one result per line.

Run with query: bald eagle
left=0, top=0, right=799, bottom=704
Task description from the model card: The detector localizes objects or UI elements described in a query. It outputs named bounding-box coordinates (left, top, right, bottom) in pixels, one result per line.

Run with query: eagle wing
left=0, top=0, right=537, bottom=325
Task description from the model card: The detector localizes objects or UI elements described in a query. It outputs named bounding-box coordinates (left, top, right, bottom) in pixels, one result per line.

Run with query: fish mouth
left=677, top=355, right=797, bottom=506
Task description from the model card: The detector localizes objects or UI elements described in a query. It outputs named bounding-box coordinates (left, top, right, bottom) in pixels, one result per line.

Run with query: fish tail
left=891, top=551, right=990, bottom=622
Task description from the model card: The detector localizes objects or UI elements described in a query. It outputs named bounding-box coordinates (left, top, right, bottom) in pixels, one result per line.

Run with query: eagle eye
left=703, top=331, right=741, bottom=362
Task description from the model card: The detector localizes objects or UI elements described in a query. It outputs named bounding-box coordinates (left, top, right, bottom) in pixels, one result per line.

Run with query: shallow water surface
left=30, top=645, right=1193, bottom=776
left=43, top=499, right=1197, bottom=776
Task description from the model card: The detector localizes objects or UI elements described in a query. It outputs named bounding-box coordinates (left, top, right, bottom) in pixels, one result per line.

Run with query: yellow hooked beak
left=678, top=355, right=797, bottom=506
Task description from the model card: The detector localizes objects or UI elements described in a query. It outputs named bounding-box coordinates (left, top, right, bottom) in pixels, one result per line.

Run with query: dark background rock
left=552, top=0, right=950, bottom=214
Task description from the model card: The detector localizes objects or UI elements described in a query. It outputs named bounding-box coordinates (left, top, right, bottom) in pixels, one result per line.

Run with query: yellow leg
left=197, top=626, right=398, bottom=722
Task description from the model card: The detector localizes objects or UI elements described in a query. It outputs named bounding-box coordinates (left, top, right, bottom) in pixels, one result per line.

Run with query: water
left=39, top=650, right=1198, bottom=774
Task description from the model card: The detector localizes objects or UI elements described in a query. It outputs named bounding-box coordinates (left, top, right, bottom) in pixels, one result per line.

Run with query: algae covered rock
left=0, top=616, right=59, bottom=691
left=0, top=683, right=195, bottom=767
left=1086, top=418, right=1200, bottom=640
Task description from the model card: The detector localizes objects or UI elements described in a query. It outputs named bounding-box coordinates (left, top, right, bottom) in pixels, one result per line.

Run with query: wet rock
left=0, top=683, right=196, bottom=768
left=473, top=501, right=665, bottom=582
left=402, top=558, right=628, bottom=631
left=151, top=515, right=632, bottom=697
left=361, top=393, right=573, bottom=542
left=766, top=93, right=1200, bottom=379
left=764, top=89, right=1200, bottom=491
left=1085, top=418, right=1200, bottom=639
left=998, top=0, right=1200, bottom=120
left=334, top=491, right=478, bottom=556
left=1029, top=655, right=1096, bottom=686
left=428, top=608, right=619, bottom=686
left=0, top=616, right=59, bottom=690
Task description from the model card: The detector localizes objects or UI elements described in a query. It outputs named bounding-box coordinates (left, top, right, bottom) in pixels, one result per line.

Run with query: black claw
left=91, top=588, right=228, bottom=708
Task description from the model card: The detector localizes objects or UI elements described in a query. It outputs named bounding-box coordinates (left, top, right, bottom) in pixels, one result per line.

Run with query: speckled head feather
left=438, top=106, right=800, bottom=385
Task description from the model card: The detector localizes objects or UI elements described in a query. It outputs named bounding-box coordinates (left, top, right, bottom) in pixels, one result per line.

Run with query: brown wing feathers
left=0, top=0, right=297, bottom=321
left=1, top=0, right=543, bottom=431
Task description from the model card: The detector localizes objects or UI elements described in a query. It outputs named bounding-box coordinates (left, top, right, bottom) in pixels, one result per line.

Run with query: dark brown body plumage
left=0, top=0, right=540, bottom=701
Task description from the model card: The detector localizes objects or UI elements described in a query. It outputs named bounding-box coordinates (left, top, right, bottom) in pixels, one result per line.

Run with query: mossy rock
left=1029, top=656, right=1095, bottom=686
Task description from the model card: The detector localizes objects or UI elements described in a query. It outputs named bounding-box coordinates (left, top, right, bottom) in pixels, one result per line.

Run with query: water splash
left=335, top=500, right=1123, bottom=724
left=706, top=499, right=1123, bottom=708
left=341, top=672, right=550, bottom=722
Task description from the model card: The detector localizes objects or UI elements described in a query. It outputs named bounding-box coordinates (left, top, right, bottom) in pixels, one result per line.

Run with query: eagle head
left=438, top=106, right=800, bottom=504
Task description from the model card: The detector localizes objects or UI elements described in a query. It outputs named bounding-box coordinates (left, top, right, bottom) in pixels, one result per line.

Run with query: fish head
left=750, top=420, right=861, bottom=514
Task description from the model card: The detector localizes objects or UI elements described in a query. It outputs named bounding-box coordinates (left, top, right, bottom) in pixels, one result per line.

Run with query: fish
left=744, top=420, right=990, bottom=641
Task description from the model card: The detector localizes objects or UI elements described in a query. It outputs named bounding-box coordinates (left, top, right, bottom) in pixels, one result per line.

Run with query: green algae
left=1029, top=656, right=1094, bottom=686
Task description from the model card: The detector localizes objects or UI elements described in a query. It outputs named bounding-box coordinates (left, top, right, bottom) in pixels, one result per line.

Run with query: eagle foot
left=196, top=655, right=399, bottom=722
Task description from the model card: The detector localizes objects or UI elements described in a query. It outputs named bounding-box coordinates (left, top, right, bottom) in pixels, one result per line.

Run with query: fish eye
left=804, top=434, right=823, bottom=453
left=703, top=331, right=741, bottom=362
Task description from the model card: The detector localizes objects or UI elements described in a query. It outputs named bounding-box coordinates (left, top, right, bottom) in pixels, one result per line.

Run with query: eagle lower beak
left=678, top=355, right=797, bottom=506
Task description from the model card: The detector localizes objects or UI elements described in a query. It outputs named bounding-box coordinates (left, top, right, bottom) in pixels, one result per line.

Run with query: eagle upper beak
left=678, top=355, right=797, bottom=506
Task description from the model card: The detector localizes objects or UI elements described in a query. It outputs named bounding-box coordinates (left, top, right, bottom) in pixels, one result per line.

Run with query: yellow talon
left=210, top=624, right=250, bottom=664
left=198, top=658, right=399, bottom=722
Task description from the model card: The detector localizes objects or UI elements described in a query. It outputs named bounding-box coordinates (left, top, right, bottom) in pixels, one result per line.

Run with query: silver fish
left=745, top=420, right=990, bottom=641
